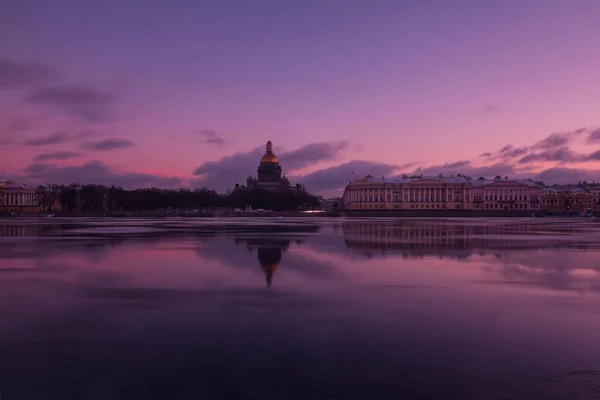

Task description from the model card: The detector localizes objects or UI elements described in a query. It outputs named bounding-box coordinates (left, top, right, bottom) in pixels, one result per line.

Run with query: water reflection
left=2, top=218, right=600, bottom=398
left=342, top=219, right=600, bottom=256
left=243, top=238, right=288, bottom=288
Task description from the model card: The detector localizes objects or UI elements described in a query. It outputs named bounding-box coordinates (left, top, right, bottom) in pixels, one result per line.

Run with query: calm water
left=2, top=217, right=600, bottom=399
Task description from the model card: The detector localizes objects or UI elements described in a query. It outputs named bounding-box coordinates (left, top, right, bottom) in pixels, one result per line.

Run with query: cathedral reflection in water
left=243, top=238, right=290, bottom=288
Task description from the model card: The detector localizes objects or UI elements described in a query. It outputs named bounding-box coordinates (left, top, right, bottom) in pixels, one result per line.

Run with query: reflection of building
left=342, top=175, right=543, bottom=211
left=245, top=238, right=291, bottom=288
left=0, top=221, right=48, bottom=237
left=246, top=141, right=290, bottom=190
left=0, top=180, right=41, bottom=213
left=542, top=185, right=593, bottom=212
left=342, top=220, right=595, bottom=258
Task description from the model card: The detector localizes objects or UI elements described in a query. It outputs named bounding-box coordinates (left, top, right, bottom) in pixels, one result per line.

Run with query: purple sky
left=1, top=0, right=599, bottom=195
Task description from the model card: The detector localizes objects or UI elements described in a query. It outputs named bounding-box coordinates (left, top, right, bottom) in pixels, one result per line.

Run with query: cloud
left=518, top=147, right=585, bottom=164
left=292, top=160, right=401, bottom=194
left=481, top=104, right=499, bottom=113
left=586, top=150, right=600, bottom=161
left=6, top=117, right=33, bottom=133
left=0, top=57, right=58, bottom=89
left=413, top=162, right=518, bottom=180
left=284, top=141, right=349, bottom=169
left=534, top=167, right=600, bottom=184
left=23, top=131, right=69, bottom=146
left=531, top=128, right=585, bottom=150
left=24, top=84, right=117, bottom=123
left=23, top=161, right=183, bottom=188
left=587, top=128, right=600, bottom=143
left=33, top=151, right=82, bottom=162
left=499, top=145, right=529, bottom=158
left=192, top=141, right=349, bottom=192
left=194, top=129, right=227, bottom=147
left=25, top=85, right=115, bottom=106
left=81, top=138, right=134, bottom=151
left=442, top=160, right=470, bottom=169
left=479, top=152, right=492, bottom=158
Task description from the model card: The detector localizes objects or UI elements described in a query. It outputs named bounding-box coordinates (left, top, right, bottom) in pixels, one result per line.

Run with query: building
left=318, top=197, right=341, bottom=211
left=583, top=182, right=600, bottom=211
left=541, top=184, right=593, bottom=213
left=0, top=180, right=41, bottom=213
left=342, top=174, right=473, bottom=210
left=342, top=174, right=542, bottom=211
left=246, top=141, right=291, bottom=190
left=471, top=176, right=541, bottom=211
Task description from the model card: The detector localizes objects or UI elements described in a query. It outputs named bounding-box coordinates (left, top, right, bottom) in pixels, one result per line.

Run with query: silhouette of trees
left=47, top=184, right=320, bottom=212
left=228, top=186, right=320, bottom=211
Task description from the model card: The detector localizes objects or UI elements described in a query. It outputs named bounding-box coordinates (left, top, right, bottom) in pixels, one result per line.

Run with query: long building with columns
left=0, top=181, right=41, bottom=213
left=342, top=174, right=542, bottom=211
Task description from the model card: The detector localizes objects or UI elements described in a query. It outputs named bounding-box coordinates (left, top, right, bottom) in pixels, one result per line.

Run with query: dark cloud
left=284, top=141, right=349, bottom=169
left=6, top=117, right=33, bottom=133
left=194, top=129, right=227, bottom=147
left=25, top=85, right=115, bottom=106
left=24, top=85, right=117, bottom=123
left=518, top=147, right=585, bottom=164
left=192, top=146, right=264, bottom=191
left=534, top=167, right=600, bottom=184
left=0, top=57, right=58, bottom=89
left=23, top=163, right=53, bottom=174
left=587, top=128, right=600, bottom=144
left=414, top=162, right=517, bottom=180
left=481, top=105, right=499, bottom=113
left=81, top=138, right=134, bottom=151
left=292, top=160, right=400, bottom=194
left=442, top=160, right=470, bottom=169
left=586, top=150, right=600, bottom=161
left=23, top=161, right=182, bottom=188
left=192, top=141, right=349, bottom=192
left=479, top=152, right=492, bottom=158
left=33, top=151, right=82, bottom=162
left=23, top=131, right=69, bottom=146
left=499, top=145, right=529, bottom=158
left=531, top=129, right=585, bottom=151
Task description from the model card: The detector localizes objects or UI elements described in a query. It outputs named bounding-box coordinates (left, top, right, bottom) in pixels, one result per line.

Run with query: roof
left=260, top=152, right=279, bottom=163
left=349, top=174, right=471, bottom=186
left=1, top=182, right=31, bottom=190
left=471, top=178, right=541, bottom=188
left=543, top=184, right=591, bottom=193
left=348, top=175, right=543, bottom=188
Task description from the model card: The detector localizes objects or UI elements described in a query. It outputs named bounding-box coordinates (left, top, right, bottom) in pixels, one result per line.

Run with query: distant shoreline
left=1, top=210, right=596, bottom=218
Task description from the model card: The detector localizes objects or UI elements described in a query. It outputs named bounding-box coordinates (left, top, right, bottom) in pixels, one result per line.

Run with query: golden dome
left=260, top=152, right=279, bottom=163
left=260, top=140, right=279, bottom=163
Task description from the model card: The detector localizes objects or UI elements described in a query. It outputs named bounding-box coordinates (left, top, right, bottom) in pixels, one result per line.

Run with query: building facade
left=342, top=174, right=473, bottom=210
left=342, top=174, right=542, bottom=211
left=583, top=183, right=600, bottom=211
left=471, top=176, right=542, bottom=211
left=0, top=181, right=41, bottom=213
left=541, top=185, right=593, bottom=212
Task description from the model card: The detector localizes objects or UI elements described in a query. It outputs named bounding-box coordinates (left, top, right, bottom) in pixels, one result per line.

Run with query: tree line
left=35, top=184, right=322, bottom=212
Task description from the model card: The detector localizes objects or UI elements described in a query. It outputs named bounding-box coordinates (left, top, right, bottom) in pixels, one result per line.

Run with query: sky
left=1, top=0, right=599, bottom=196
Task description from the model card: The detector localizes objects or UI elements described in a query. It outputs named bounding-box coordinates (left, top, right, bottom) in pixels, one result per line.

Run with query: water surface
left=1, top=217, right=600, bottom=399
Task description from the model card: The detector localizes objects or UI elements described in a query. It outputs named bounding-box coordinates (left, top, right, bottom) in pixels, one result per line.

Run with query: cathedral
left=246, top=141, right=291, bottom=190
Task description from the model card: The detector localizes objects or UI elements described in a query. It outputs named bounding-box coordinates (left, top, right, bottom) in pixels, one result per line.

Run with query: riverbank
left=2, top=210, right=597, bottom=218
left=0, top=210, right=574, bottom=218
